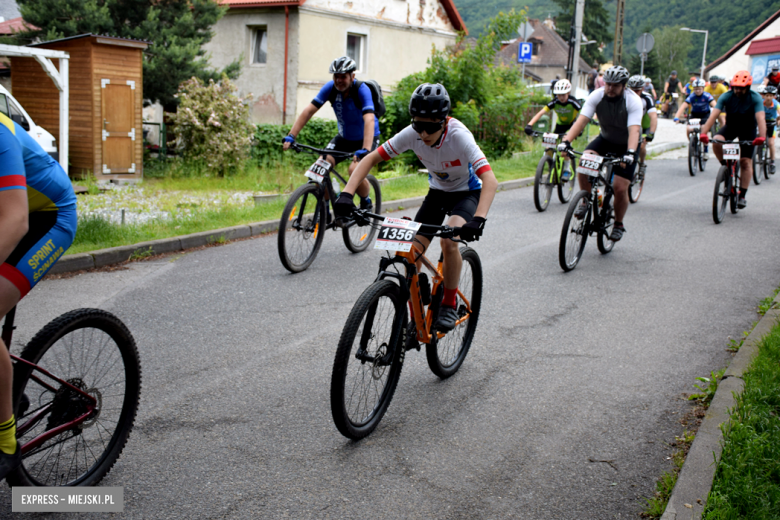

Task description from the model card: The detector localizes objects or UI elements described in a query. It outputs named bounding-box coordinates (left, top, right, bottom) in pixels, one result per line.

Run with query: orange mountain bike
left=330, top=210, right=482, bottom=440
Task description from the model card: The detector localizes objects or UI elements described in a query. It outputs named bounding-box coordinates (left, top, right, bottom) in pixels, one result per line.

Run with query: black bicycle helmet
left=603, top=66, right=630, bottom=84
left=627, top=75, right=645, bottom=89
left=409, top=83, right=451, bottom=119
left=329, top=56, right=357, bottom=74
left=765, top=85, right=778, bottom=95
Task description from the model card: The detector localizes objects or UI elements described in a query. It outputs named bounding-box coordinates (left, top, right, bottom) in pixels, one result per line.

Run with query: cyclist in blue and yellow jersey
left=683, top=76, right=698, bottom=97
left=628, top=75, right=658, bottom=172
left=759, top=85, right=779, bottom=174
left=525, top=79, right=582, bottom=181
left=700, top=71, right=766, bottom=209
left=705, top=76, right=728, bottom=102
left=674, top=78, right=716, bottom=157
left=0, top=112, right=77, bottom=480
left=283, top=56, right=379, bottom=215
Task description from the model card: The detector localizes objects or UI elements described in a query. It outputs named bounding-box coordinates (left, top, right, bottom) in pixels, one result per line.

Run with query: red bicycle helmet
left=731, top=70, right=752, bottom=87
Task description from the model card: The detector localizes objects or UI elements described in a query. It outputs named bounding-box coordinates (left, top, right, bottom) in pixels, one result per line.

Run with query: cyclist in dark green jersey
left=525, top=79, right=581, bottom=181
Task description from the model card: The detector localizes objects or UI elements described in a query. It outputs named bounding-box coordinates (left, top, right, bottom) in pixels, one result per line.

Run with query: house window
left=532, top=42, right=540, bottom=56
left=252, top=27, right=268, bottom=64
left=346, top=33, right=365, bottom=72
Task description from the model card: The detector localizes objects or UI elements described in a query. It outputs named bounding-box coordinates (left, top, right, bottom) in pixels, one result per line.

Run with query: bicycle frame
left=2, top=307, right=98, bottom=456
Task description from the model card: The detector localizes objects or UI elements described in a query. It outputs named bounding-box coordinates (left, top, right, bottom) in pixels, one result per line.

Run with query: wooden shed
left=10, top=34, right=149, bottom=182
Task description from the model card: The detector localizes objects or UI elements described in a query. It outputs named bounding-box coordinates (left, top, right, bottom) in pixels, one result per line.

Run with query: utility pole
left=613, top=0, right=625, bottom=65
left=565, top=0, right=585, bottom=85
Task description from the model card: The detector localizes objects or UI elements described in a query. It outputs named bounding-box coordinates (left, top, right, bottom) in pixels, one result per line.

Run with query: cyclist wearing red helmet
left=700, top=70, right=766, bottom=208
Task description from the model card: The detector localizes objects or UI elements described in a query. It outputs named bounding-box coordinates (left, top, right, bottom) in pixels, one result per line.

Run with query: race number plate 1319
left=722, top=143, right=740, bottom=159
left=576, top=153, right=604, bottom=177
left=374, top=218, right=422, bottom=252
left=305, top=158, right=330, bottom=184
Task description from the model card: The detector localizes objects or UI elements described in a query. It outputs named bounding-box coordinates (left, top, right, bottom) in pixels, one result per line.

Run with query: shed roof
left=705, top=8, right=780, bottom=73
left=746, top=36, right=780, bottom=56
left=29, top=33, right=151, bottom=49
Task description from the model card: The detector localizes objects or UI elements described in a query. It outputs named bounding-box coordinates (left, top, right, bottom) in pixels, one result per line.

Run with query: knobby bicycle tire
left=628, top=166, right=644, bottom=203
left=330, top=280, right=406, bottom=440
left=558, top=156, right=576, bottom=203
left=9, top=309, right=141, bottom=487
left=596, top=192, right=616, bottom=254
left=278, top=183, right=326, bottom=273
left=764, top=145, right=772, bottom=179
left=712, top=166, right=729, bottom=224
left=730, top=164, right=740, bottom=215
left=533, top=155, right=555, bottom=212
left=559, top=190, right=590, bottom=272
left=342, top=174, right=382, bottom=253
left=688, top=135, right=698, bottom=176
left=698, top=139, right=707, bottom=172
left=752, top=145, right=763, bottom=185
left=426, top=247, right=482, bottom=379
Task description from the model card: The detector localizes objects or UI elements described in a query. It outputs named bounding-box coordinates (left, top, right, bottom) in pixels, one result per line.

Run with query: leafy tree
left=651, top=25, right=692, bottom=90
left=550, top=0, right=613, bottom=65
left=15, top=0, right=240, bottom=110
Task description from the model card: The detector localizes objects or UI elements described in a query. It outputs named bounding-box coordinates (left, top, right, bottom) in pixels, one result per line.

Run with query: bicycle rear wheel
left=342, top=174, right=382, bottom=253
left=533, top=155, right=555, bottom=212
left=712, top=165, right=729, bottom=224
left=330, top=280, right=406, bottom=440
left=559, top=191, right=590, bottom=272
left=752, top=145, right=763, bottom=185
left=764, top=145, right=771, bottom=178
left=9, top=309, right=141, bottom=487
left=628, top=164, right=645, bottom=203
left=426, top=247, right=482, bottom=379
left=278, top=183, right=326, bottom=273
left=688, top=135, right=698, bottom=176
left=557, top=156, right=576, bottom=203
left=596, top=192, right=616, bottom=254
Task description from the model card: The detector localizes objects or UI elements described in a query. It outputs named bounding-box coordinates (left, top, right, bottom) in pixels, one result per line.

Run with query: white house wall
left=303, top=0, right=455, bottom=32
left=709, top=16, right=780, bottom=86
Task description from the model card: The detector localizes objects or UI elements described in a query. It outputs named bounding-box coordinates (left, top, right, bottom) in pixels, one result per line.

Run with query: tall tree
left=651, top=25, right=692, bottom=89
left=550, top=0, right=613, bottom=65
left=16, top=0, right=240, bottom=110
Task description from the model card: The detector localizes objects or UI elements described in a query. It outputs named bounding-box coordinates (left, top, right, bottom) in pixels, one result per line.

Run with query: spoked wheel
left=559, top=190, right=591, bottom=272
left=330, top=280, right=406, bottom=440
left=688, top=135, right=698, bottom=176
left=712, top=166, right=729, bottom=224
left=752, top=145, right=763, bottom=185
left=278, top=183, right=326, bottom=273
left=533, top=155, right=555, bottom=212
left=596, top=192, right=616, bottom=254
left=765, top=145, right=773, bottom=179
left=9, top=309, right=141, bottom=487
left=557, top=156, right=576, bottom=203
left=628, top=165, right=645, bottom=203
left=730, top=165, right=740, bottom=214
left=342, top=174, right=382, bottom=253
left=426, top=247, right=482, bottom=379
left=698, top=140, right=707, bottom=171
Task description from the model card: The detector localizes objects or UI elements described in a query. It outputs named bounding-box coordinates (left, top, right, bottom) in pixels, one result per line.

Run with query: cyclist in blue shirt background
left=675, top=78, right=716, bottom=156
left=759, top=85, right=779, bottom=174
left=283, top=56, right=379, bottom=212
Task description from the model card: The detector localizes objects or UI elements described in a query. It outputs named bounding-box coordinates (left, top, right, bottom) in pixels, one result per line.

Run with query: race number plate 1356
left=374, top=218, right=422, bottom=252
left=722, top=143, right=740, bottom=159
left=305, top=158, right=330, bottom=184
left=576, top=153, right=604, bottom=177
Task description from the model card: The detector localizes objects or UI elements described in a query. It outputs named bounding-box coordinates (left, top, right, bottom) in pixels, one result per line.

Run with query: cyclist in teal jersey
left=760, top=85, right=779, bottom=173
left=0, top=112, right=77, bottom=480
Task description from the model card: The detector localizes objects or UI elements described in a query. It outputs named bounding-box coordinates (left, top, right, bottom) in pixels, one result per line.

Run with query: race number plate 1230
left=722, top=143, right=740, bottom=159
left=374, top=218, right=422, bottom=252
left=305, top=158, right=330, bottom=184
left=576, top=153, right=604, bottom=177
left=543, top=133, right=558, bottom=149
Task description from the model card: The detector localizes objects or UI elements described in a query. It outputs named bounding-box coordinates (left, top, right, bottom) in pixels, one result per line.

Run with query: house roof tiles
left=745, top=36, right=780, bottom=56
left=497, top=19, right=590, bottom=71
left=0, top=16, right=37, bottom=35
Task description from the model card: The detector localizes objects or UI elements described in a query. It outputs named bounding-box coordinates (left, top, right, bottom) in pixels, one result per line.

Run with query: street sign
left=517, top=22, right=533, bottom=41
left=636, top=33, right=655, bottom=54
left=518, top=42, right=532, bottom=63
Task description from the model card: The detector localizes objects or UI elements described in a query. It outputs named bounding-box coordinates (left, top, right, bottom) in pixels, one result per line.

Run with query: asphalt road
left=2, top=157, right=780, bottom=519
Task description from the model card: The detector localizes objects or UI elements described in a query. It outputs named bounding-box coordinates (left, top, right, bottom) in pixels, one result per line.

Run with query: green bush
left=253, top=118, right=339, bottom=170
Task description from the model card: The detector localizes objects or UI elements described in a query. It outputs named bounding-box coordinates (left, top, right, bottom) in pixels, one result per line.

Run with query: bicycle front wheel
left=426, top=247, right=483, bottom=379
left=533, top=155, right=554, bottom=212
left=688, top=135, right=698, bottom=176
left=763, top=145, right=771, bottom=179
left=330, top=280, right=406, bottom=440
left=752, top=145, right=763, bottom=185
left=712, top=165, right=729, bottom=224
left=730, top=165, right=740, bottom=214
left=9, top=309, right=141, bottom=487
left=596, top=193, right=616, bottom=254
left=278, top=183, right=326, bottom=273
left=698, top=140, right=707, bottom=172
left=342, top=174, right=382, bottom=253
left=559, top=190, right=590, bottom=272
left=558, top=156, right=576, bottom=203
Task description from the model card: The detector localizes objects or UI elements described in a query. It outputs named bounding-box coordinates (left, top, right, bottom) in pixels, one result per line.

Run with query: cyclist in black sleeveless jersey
left=559, top=66, right=643, bottom=242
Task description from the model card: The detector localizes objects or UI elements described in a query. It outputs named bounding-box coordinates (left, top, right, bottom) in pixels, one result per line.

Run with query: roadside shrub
left=170, top=76, right=254, bottom=176
left=253, top=118, right=339, bottom=170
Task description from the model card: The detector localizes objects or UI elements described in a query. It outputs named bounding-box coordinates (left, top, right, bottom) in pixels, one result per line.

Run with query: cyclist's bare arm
left=700, top=108, right=722, bottom=135
left=0, top=189, right=28, bottom=264
left=563, top=114, right=590, bottom=143
left=475, top=169, right=498, bottom=219
left=756, top=110, right=767, bottom=139
left=527, top=107, right=548, bottom=127
left=627, top=125, right=640, bottom=154
left=344, top=149, right=384, bottom=194
left=283, top=103, right=320, bottom=149
left=674, top=102, right=689, bottom=120
left=360, top=113, right=376, bottom=153
left=648, top=111, right=658, bottom=134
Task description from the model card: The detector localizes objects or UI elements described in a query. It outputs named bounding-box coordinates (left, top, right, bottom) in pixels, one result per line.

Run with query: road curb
left=660, top=291, right=780, bottom=520
left=647, top=141, right=687, bottom=156
left=50, top=175, right=536, bottom=275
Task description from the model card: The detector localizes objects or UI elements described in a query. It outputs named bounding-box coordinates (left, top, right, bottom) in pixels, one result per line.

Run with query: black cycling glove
left=645, top=132, right=654, bottom=142
left=524, top=125, right=534, bottom=136
left=458, top=217, right=486, bottom=242
left=333, top=192, right=356, bottom=218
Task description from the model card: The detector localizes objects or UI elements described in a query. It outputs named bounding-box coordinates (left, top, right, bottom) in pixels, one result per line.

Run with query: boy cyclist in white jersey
left=333, top=83, right=498, bottom=331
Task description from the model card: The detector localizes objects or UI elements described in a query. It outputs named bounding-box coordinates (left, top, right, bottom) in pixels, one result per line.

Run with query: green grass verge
left=703, top=319, right=780, bottom=519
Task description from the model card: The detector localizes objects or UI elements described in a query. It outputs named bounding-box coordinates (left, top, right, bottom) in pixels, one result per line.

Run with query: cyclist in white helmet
left=525, top=79, right=582, bottom=181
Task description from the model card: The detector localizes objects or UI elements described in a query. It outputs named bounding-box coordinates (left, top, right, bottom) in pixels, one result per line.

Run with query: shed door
left=101, top=79, right=136, bottom=174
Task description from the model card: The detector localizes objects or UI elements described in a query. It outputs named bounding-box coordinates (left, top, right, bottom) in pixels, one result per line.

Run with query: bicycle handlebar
left=352, top=209, right=471, bottom=242
left=530, top=131, right=567, bottom=138
left=290, top=142, right=354, bottom=158
left=567, top=149, right=625, bottom=164
left=711, top=139, right=757, bottom=146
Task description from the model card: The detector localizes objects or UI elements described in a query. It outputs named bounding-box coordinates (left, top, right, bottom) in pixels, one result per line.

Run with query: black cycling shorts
left=689, top=111, right=710, bottom=122
left=716, top=125, right=756, bottom=158
left=554, top=123, right=573, bottom=135
left=584, top=135, right=638, bottom=181
left=414, top=189, right=481, bottom=240
left=325, top=134, right=380, bottom=164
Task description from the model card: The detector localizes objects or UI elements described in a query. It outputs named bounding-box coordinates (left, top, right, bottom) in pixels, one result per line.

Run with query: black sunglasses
left=411, top=119, right=445, bottom=135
